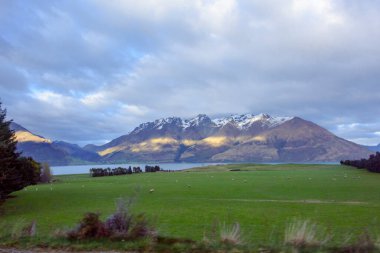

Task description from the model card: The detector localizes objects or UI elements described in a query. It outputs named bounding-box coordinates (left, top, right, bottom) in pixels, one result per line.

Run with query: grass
left=1, top=164, right=380, bottom=249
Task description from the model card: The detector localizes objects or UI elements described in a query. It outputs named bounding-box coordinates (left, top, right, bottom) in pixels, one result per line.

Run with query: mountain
left=366, top=144, right=380, bottom=152
left=86, top=114, right=371, bottom=163
left=10, top=122, right=100, bottom=166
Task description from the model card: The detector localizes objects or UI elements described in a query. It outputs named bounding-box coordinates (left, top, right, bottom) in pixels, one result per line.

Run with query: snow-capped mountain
left=85, top=114, right=371, bottom=163
left=212, top=113, right=293, bottom=129
left=130, top=113, right=293, bottom=135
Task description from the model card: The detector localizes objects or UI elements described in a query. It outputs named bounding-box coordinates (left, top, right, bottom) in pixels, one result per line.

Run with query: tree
left=0, top=102, right=22, bottom=199
left=341, top=152, right=380, bottom=173
left=19, top=157, right=41, bottom=184
left=39, top=162, right=52, bottom=183
left=0, top=102, right=41, bottom=200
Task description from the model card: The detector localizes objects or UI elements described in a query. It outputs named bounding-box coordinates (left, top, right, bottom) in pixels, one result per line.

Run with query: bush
left=0, top=219, right=37, bottom=239
left=104, top=198, right=132, bottom=238
left=65, top=197, right=155, bottom=241
left=219, top=222, right=242, bottom=245
left=67, top=212, right=108, bottom=240
left=338, top=231, right=377, bottom=253
left=130, top=213, right=153, bottom=239
left=284, top=219, right=329, bottom=251
left=203, top=221, right=243, bottom=248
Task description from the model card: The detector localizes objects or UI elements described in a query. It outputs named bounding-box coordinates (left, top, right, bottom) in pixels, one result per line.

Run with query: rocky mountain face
left=10, top=122, right=100, bottom=165
left=86, top=114, right=372, bottom=163
left=12, top=114, right=373, bottom=165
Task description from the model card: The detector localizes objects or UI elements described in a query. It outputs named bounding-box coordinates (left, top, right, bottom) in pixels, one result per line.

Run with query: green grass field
left=1, top=164, right=380, bottom=246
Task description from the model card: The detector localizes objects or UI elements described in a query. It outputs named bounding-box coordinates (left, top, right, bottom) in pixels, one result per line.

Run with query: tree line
left=89, top=165, right=174, bottom=177
left=90, top=166, right=141, bottom=177
left=340, top=152, right=380, bottom=173
left=0, top=102, right=51, bottom=201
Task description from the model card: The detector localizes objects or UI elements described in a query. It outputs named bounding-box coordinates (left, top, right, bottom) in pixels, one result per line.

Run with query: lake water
left=51, top=162, right=339, bottom=175
left=51, top=163, right=224, bottom=175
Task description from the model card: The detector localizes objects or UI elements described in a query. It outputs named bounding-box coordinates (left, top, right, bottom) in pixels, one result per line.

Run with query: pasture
left=1, top=164, right=380, bottom=247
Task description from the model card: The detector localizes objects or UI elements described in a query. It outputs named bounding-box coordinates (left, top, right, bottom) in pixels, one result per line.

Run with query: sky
left=0, top=0, right=379, bottom=146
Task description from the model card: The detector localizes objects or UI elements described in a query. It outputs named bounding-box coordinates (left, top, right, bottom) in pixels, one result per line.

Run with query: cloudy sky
left=1, top=0, right=379, bottom=146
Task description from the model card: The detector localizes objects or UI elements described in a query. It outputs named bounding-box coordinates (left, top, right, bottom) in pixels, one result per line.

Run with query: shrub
left=104, top=198, right=132, bottom=238
left=0, top=219, right=37, bottom=239
left=67, top=212, right=108, bottom=239
left=220, top=222, right=242, bottom=245
left=130, top=213, right=154, bottom=239
left=65, top=197, right=155, bottom=241
left=284, top=219, right=328, bottom=250
left=203, top=221, right=243, bottom=247
left=339, top=231, right=377, bottom=253
left=22, top=220, right=37, bottom=237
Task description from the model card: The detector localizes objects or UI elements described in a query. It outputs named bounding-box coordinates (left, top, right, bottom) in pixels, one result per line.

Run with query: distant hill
left=365, top=144, right=380, bottom=152
left=10, top=122, right=100, bottom=166
left=84, top=114, right=371, bottom=163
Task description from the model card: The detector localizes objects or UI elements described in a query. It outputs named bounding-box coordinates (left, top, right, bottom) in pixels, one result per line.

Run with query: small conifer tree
left=0, top=102, right=41, bottom=200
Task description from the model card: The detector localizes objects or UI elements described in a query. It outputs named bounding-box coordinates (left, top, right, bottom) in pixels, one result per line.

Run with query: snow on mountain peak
left=131, top=113, right=293, bottom=134
left=182, top=114, right=211, bottom=129
left=212, top=113, right=293, bottom=129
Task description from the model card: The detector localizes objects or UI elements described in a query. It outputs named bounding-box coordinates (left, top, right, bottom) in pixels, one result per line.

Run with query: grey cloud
left=0, top=58, right=27, bottom=91
left=1, top=0, right=380, bottom=145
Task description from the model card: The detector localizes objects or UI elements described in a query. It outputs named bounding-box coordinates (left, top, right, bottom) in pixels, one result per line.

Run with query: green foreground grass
left=1, top=164, right=380, bottom=250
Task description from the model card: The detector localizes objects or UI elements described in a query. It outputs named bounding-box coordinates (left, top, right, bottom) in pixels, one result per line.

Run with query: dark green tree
left=18, top=157, right=41, bottom=185
left=0, top=102, right=41, bottom=200
left=0, top=102, right=22, bottom=199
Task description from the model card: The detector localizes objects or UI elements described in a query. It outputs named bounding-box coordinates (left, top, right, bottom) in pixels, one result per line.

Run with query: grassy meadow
left=1, top=164, right=380, bottom=248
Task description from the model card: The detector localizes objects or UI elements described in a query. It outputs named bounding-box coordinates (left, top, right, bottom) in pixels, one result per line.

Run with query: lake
left=51, top=162, right=339, bottom=175
left=51, top=163, right=224, bottom=175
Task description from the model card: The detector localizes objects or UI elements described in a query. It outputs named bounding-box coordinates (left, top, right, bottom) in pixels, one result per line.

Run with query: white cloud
left=291, top=0, right=345, bottom=25
left=120, top=104, right=150, bottom=116
left=31, top=90, right=67, bottom=109
left=80, top=92, right=108, bottom=108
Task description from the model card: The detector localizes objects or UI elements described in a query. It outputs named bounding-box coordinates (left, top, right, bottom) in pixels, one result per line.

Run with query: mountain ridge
left=10, top=122, right=100, bottom=165
left=10, top=114, right=374, bottom=165
left=86, top=114, right=371, bottom=163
